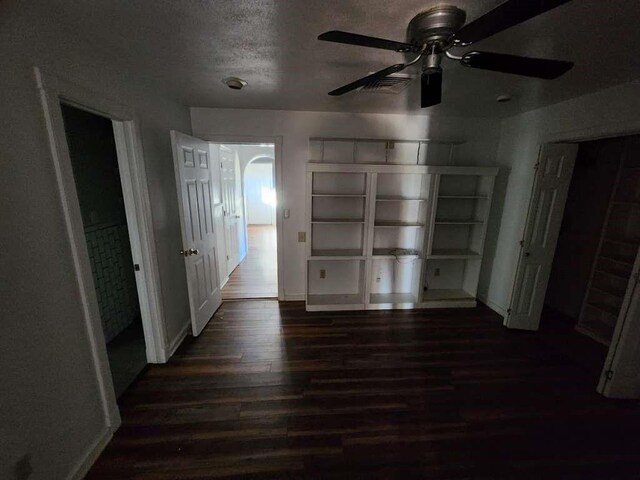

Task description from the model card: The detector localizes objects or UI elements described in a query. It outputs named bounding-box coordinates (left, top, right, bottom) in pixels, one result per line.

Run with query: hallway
left=222, top=225, right=277, bottom=299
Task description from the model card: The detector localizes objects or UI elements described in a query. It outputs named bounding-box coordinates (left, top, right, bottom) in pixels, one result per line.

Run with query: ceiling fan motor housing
left=407, top=5, right=466, bottom=51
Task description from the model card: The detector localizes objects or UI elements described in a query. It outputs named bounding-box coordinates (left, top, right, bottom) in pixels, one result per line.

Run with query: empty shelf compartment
left=370, top=293, right=418, bottom=304
left=422, top=289, right=475, bottom=302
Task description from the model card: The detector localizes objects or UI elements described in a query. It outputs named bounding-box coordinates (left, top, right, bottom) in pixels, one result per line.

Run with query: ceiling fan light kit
left=319, top=0, right=574, bottom=108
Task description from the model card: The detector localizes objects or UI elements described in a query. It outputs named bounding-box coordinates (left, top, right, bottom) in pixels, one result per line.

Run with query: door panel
left=598, top=250, right=640, bottom=398
left=171, top=131, right=222, bottom=336
left=506, top=143, right=579, bottom=330
left=220, top=146, right=242, bottom=274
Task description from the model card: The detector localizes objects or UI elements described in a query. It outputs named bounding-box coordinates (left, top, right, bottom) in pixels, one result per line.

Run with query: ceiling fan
left=318, top=0, right=574, bottom=107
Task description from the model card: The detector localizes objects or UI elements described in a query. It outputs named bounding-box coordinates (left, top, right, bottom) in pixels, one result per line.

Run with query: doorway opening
left=216, top=143, right=278, bottom=299
left=541, top=135, right=640, bottom=375
left=61, top=104, right=147, bottom=398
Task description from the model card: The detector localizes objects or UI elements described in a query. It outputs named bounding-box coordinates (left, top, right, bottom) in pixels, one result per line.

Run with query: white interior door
left=220, top=146, right=243, bottom=274
left=598, top=250, right=640, bottom=398
left=506, top=143, right=579, bottom=330
left=171, top=131, right=222, bottom=336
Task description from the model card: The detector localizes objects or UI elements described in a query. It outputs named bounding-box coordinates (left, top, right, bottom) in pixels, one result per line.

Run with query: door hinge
left=534, top=161, right=541, bottom=171
left=604, top=369, right=614, bottom=380
left=507, top=308, right=512, bottom=315
left=519, top=240, right=525, bottom=247
left=226, top=255, right=229, bottom=260
left=133, top=264, right=140, bottom=271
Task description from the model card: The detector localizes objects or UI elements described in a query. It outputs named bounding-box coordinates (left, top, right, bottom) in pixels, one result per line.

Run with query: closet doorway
left=511, top=136, right=640, bottom=397
left=61, top=105, right=147, bottom=398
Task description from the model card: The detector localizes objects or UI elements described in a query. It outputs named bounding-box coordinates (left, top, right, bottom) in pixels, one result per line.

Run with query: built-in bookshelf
left=306, top=162, right=498, bottom=312
left=577, top=155, right=640, bottom=345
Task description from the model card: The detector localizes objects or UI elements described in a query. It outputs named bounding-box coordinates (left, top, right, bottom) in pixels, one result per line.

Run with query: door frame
left=198, top=135, right=285, bottom=301
left=506, top=118, right=640, bottom=323
left=35, top=67, right=169, bottom=435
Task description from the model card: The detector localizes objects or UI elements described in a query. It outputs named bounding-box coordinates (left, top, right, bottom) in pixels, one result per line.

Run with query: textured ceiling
left=39, top=0, right=640, bottom=117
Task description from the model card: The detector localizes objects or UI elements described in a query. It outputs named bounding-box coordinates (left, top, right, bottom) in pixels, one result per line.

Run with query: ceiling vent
left=359, top=72, right=416, bottom=94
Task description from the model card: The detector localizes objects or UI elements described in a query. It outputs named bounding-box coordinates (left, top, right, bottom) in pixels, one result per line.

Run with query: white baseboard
left=165, top=320, right=189, bottom=360
left=283, top=293, right=305, bottom=301
left=477, top=293, right=507, bottom=318
left=68, top=425, right=113, bottom=480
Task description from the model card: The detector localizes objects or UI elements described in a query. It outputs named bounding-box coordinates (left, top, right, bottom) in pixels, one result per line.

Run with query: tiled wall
left=85, top=223, right=140, bottom=343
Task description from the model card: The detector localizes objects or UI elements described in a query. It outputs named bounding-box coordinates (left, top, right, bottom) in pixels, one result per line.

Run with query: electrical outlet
left=298, top=231, right=306, bottom=242
left=319, top=269, right=326, bottom=279
left=434, top=268, right=441, bottom=277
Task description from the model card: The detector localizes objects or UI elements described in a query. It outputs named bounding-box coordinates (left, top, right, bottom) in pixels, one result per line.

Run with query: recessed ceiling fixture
left=223, top=77, right=247, bottom=90
left=318, top=0, right=573, bottom=108
left=497, top=94, right=512, bottom=103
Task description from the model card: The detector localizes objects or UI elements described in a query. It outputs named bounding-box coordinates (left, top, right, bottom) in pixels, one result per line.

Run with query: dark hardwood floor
left=87, top=301, right=640, bottom=479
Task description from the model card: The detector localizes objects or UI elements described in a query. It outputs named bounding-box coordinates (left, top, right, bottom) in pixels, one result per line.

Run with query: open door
left=598, top=251, right=640, bottom=398
left=220, top=145, right=244, bottom=274
left=171, top=131, right=222, bottom=336
left=506, top=143, right=579, bottom=330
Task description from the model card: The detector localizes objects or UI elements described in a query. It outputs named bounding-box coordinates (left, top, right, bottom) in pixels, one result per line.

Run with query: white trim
left=166, top=320, right=190, bottom=358
left=307, top=163, right=499, bottom=175
left=284, top=293, right=306, bottom=301
left=196, top=134, right=286, bottom=301
left=35, top=67, right=169, bottom=458
left=67, top=426, right=114, bottom=480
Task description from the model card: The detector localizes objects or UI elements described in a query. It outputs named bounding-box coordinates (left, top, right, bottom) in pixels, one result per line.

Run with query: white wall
left=0, top=3, right=191, bottom=478
left=245, top=162, right=276, bottom=225
left=480, top=81, right=640, bottom=316
left=235, top=144, right=276, bottom=175
left=192, top=108, right=503, bottom=299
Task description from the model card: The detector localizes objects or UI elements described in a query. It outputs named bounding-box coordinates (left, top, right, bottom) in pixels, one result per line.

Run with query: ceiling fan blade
left=328, top=64, right=407, bottom=96
left=318, top=30, right=419, bottom=53
left=421, top=69, right=442, bottom=108
left=452, top=0, right=572, bottom=45
left=461, top=51, right=573, bottom=79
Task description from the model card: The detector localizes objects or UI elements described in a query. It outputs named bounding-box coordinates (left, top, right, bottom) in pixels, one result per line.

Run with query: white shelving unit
left=306, top=162, right=498, bottom=312
left=421, top=169, right=496, bottom=308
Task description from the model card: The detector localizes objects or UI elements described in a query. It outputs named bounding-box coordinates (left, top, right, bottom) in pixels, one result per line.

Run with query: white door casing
left=220, top=146, right=242, bottom=275
left=171, top=131, right=222, bottom=336
left=506, top=143, right=579, bottom=331
left=598, top=249, right=640, bottom=398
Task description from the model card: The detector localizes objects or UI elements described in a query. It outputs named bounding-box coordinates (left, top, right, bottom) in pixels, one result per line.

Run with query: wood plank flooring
left=87, top=301, right=640, bottom=479
left=222, top=225, right=277, bottom=299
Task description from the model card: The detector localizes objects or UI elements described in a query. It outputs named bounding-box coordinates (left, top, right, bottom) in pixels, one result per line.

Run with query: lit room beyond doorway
left=220, top=144, right=277, bottom=299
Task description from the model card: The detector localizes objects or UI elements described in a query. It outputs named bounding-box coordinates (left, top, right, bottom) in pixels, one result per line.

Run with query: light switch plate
left=298, top=231, right=306, bottom=242
left=284, top=208, right=290, bottom=219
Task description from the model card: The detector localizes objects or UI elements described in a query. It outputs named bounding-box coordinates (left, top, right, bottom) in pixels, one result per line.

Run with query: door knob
left=179, top=249, right=189, bottom=257
left=188, top=248, right=199, bottom=255
left=524, top=252, right=531, bottom=257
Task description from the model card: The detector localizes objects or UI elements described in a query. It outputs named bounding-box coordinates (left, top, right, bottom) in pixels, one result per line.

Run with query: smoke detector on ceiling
left=359, top=72, right=416, bottom=94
